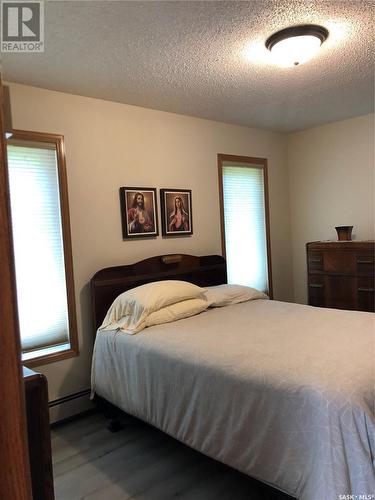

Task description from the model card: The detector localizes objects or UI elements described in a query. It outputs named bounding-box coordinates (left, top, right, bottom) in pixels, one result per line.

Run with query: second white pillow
left=205, top=284, right=268, bottom=307
left=145, top=298, right=208, bottom=328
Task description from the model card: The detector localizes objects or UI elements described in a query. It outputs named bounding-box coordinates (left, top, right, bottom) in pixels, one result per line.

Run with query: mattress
left=91, top=299, right=375, bottom=500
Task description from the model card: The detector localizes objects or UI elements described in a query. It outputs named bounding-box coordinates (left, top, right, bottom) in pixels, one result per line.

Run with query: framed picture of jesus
left=120, top=187, right=158, bottom=239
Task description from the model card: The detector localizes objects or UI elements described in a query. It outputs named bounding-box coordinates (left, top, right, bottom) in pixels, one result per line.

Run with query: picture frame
left=120, top=187, right=158, bottom=238
left=160, top=189, right=193, bottom=236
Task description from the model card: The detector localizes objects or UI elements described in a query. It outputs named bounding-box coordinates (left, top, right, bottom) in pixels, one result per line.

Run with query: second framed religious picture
left=120, top=187, right=158, bottom=238
left=160, top=189, right=193, bottom=236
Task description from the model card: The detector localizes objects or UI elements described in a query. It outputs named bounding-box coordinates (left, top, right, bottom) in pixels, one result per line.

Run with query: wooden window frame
left=9, top=130, right=78, bottom=367
left=217, top=153, right=273, bottom=298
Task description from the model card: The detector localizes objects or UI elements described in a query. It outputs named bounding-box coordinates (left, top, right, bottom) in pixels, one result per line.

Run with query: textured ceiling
left=2, top=0, right=374, bottom=132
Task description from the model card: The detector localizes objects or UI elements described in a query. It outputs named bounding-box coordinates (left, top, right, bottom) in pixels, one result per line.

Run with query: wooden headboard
left=91, top=254, right=227, bottom=333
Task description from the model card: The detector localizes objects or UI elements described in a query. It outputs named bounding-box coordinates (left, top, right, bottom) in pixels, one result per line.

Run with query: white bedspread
left=91, top=299, right=375, bottom=500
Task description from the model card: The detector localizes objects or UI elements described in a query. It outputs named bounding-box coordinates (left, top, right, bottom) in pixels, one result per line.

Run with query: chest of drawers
left=306, top=241, right=374, bottom=312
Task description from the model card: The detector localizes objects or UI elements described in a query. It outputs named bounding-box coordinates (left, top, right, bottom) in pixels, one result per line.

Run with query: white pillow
left=99, top=280, right=207, bottom=334
left=145, top=298, right=208, bottom=328
left=205, top=284, right=268, bottom=307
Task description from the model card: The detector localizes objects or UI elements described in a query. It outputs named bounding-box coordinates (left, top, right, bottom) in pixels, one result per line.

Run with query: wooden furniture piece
left=23, top=367, right=55, bottom=500
left=307, top=241, right=375, bottom=312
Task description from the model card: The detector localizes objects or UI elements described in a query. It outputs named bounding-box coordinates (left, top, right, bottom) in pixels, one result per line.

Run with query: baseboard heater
left=49, top=388, right=94, bottom=424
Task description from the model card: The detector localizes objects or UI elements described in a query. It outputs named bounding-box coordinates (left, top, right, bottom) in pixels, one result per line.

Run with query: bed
left=91, top=254, right=375, bottom=500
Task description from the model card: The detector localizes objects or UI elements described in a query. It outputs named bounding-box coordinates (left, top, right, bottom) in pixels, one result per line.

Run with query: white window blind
left=7, top=142, right=70, bottom=352
left=222, top=165, right=269, bottom=292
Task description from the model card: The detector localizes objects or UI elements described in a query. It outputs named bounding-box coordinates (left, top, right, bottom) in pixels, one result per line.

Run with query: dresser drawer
left=308, top=274, right=325, bottom=307
left=357, top=277, right=375, bottom=312
left=323, top=251, right=355, bottom=274
left=325, top=275, right=357, bottom=310
left=356, top=253, right=374, bottom=276
left=307, top=252, right=323, bottom=272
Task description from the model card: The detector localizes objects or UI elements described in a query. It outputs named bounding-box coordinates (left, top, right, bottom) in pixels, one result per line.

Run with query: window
left=218, top=154, right=272, bottom=296
left=7, top=130, right=78, bottom=366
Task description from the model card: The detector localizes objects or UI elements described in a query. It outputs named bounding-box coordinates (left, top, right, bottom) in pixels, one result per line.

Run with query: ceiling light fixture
left=265, top=24, right=329, bottom=67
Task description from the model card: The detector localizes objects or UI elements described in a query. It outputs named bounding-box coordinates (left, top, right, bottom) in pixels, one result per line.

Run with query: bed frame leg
left=107, top=418, right=124, bottom=433
left=95, top=396, right=129, bottom=432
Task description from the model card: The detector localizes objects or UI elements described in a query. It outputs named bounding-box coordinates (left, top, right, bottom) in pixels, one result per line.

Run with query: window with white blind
left=218, top=154, right=272, bottom=296
left=7, top=131, right=78, bottom=366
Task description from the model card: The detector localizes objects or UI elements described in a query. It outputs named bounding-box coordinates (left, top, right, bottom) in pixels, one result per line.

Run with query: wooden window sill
left=22, top=345, right=79, bottom=368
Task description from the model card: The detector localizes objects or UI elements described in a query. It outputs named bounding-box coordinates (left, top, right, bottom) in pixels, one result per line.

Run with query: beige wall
left=8, top=82, right=293, bottom=401
left=288, top=113, right=375, bottom=304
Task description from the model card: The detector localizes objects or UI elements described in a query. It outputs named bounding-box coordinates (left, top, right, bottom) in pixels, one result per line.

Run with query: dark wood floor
left=51, top=412, right=294, bottom=500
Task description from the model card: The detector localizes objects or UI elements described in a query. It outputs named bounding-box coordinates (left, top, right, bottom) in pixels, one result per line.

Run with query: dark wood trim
left=9, top=129, right=79, bottom=364
left=0, top=81, right=33, bottom=499
left=217, top=154, right=273, bottom=298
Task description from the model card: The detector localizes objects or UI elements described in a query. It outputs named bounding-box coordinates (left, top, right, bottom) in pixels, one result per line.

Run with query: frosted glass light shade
left=271, top=35, right=322, bottom=67
left=266, top=25, right=328, bottom=67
